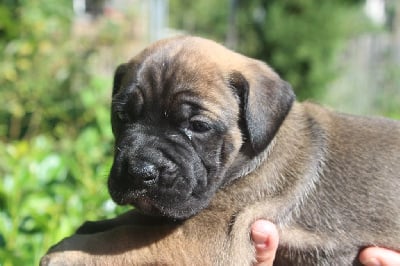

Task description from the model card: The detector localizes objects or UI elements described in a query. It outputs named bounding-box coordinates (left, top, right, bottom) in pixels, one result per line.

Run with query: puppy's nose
left=128, top=161, right=159, bottom=186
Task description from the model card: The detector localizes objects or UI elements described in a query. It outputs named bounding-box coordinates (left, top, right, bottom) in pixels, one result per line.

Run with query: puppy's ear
left=229, top=63, right=295, bottom=155
left=112, top=63, right=129, bottom=96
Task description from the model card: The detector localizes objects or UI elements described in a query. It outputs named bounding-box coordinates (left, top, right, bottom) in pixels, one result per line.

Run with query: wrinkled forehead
left=131, top=42, right=236, bottom=112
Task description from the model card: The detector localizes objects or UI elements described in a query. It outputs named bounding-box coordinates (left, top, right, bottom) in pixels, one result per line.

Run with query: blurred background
left=0, top=0, right=399, bottom=264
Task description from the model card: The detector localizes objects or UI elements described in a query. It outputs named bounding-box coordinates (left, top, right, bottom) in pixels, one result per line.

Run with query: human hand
left=359, top=246, right=400, bottom=266
left=251, top=220, right=400, bottom=266
left=251, top=220, right=279, bottom=266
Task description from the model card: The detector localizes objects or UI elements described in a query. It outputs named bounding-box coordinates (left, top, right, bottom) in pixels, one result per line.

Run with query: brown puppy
left=41, top=36, right=400, bottom=266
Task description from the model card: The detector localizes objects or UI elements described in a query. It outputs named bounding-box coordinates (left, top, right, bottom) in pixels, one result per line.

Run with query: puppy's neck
left=221, top=103, right=329, bottom=216
left=222, top=138, right=276, bottom=187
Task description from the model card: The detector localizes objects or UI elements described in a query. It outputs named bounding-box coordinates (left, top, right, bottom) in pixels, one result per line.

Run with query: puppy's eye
left=189, top=120, right=211, bottom=133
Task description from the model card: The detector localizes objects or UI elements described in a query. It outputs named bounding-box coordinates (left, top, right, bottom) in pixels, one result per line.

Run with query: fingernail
left=362, top=258, right=381, bottom=266
left=255, top=243, right=268, bottom=250
left=252, top=230, right=271, bottom=250
left=252, top=230, right=269, bottom=245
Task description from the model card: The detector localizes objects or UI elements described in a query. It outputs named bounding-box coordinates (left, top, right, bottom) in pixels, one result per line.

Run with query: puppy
left=41, top=36, right=400, bottom=265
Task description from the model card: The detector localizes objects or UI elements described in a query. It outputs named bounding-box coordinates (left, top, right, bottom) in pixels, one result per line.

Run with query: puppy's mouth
left=108, top=186, right=161, bottom=214
left=108, top=175, right=197, bottom=216
left=130, top=195, right=163, bottom=215
left=107, top=144, right=214, bottom=218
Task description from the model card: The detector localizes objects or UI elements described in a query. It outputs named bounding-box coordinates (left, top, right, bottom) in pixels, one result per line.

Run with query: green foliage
left=0, top=0, right=93, bottom=140
left=0, top=0, right=131, bottom=264
left=0, top=132, right=119, bottom=265
left=376, top=63, right=400, bottom=119
left=0, top=73, right=125, bottom=265
left=170, top=0, right=366, bottom=100
left=169, top=0, right=229, bottom=40
left=236, top=0, right=367, bottom=100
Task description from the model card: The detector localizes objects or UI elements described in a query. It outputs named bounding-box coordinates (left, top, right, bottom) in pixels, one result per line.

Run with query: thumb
left=251, top=220, right=279, bottom=266
left=359, top=247, right=400, bottom=266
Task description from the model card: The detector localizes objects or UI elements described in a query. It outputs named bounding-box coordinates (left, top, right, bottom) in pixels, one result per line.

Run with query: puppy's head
left=108, top=36, right=295, bottom=219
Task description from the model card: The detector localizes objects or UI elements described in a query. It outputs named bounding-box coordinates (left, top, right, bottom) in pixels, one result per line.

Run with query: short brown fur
left=41, top=36, right=400, bottom=266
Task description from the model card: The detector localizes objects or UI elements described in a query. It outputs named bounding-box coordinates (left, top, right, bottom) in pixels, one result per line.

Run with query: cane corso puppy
left=41, top=36, right=400, bottom=266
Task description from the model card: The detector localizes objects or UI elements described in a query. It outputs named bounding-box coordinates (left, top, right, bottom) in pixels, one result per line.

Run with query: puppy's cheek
left=162, top=157, right=207, bottom=199
left=203, top=137, right=239, bottom=184
left=221, top=140, right=237, bottom=165
left=150, top=160, right=214, bottom=218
